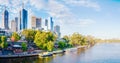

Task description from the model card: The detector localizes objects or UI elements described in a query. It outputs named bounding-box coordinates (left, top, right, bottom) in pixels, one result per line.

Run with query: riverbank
left=0, top=45, right=89, bottom=58
left=2, top=42, right=120, bottom=63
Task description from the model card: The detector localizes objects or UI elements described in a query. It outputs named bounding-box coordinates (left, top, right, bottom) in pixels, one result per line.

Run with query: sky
left=0, top=0, right=120, bottom=39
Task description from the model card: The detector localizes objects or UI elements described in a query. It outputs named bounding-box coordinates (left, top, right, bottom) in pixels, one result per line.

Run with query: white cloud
left=0, top=0, right=9, bottom=6
left=45, top=0, right=76, bottom=25
left=79, top=19, right=95, bottom=27
left=63, top=0, right=101, bottom=11
left=0, top=0, right=9, bottom=13
left=29, top=0, right=45, bottom=10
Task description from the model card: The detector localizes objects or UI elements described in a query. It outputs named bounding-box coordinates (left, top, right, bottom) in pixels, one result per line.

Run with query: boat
left=40, top=52, right=53, bottom=57
left=53, top=50, right=65, bottom=54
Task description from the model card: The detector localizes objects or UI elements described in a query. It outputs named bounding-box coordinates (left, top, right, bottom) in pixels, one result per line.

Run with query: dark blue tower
left=19, top=9, right=28, bottom=30
left=3, top=10, right=9, bottom=29
left=50, top=17, right=54, bottom=31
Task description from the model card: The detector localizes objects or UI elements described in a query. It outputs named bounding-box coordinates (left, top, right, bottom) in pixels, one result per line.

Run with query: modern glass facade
left=50, top=17, right=54, bottom=31
left=3, top=10, right=9, bottom=29
left=15, top=17, right=18, bottom=31
left=36, top=18, right=41, bottom=28
left=19, top=9, right=28, bottom=30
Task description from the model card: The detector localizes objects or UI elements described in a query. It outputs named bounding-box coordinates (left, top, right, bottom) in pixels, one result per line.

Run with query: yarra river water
left=1, top=42, right=120, bottom=63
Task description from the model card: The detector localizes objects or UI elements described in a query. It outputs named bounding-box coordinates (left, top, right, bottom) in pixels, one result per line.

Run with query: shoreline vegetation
left=95, top=38, right=120, bottom=43
left=0, top=29, right=96, bottom=58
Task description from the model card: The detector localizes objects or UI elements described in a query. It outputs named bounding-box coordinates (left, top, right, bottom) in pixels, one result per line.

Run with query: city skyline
left=0, top=0, right=120, bottom=39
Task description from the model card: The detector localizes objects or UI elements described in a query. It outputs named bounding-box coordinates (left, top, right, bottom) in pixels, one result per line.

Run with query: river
left=1, top=42, right=120, bottom=63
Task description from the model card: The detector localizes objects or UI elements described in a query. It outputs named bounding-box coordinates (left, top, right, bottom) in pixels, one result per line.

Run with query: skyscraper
left=15, top=17, right=18, bottom=31
left=45, top=19, right=48, bottom=30
left=36, top=18, right=42, bottom=29
left=54, top=25, right=61, bottom=38
left=31, top=16, right=42, bottom=29
left=2, top=9, right=9, bottom=30
left=50, top=17, right=54, bottom=32
left=31, top=16, right=36, bottom=29
left=11, top=20, right=17, bottom=32
left=19, top=8, right=28, bottom=31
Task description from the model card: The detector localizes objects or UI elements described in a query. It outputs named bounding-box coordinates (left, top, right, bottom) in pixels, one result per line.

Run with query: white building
left=11, top=20, right=17, bottom=32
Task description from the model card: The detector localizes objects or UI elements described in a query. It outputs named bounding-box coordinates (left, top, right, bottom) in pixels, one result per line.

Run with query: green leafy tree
left=21, top=42, right=27, bottom=51
left=81, top=37, right=88, bottom=45
left=46, top=41, right=54, bottom=51
left=69, top=33, right=82, bottom=46
left=11, top=32, right=20, bottom=42
left=58, top=41, right=66, bottom=49
left=46, top=32, right=56, bottom=42
left=43, top=44, right=47, bottom=50
left=34, top=31, right=56, bottom=50
left=63, top=35, right=69, bottom=43
left=0, top=36, right=2, bottom=46
left=1, top=36, right=7, bottom=48
left=34, top=31, right=44, bottom=49
left=22, top=29, right=36, bottom=43
left=69, top=33, right=90, bottom=46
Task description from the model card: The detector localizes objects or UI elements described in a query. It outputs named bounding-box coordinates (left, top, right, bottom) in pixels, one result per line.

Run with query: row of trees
left=9, top=29, right=95, bottom=51
left=10, top=29, right=37, bottom=43
left=61, top=33, right=95, bottom=48
left=8, top=29, right=56, bottom=51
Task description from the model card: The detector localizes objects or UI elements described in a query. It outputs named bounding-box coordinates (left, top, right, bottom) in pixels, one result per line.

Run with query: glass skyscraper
left=15, top=17, right=18, bottom=31
left=19, top=9, right=28, bottom=31
left=36, top=18, right=42, bottom=28
left=2, top=10, right=9, bottom=30
left=50, top=17, right=54, bottom=32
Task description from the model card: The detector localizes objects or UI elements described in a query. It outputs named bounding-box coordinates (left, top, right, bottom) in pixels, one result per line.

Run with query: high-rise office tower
left=31, top=16, right=42, bottom=29
left=50, top=17, right=54, bottom=32
left=15, top=17, right=18, bottom=31
left=11, top=20, right=17, bottom=32
left=19, top=7, right=28, bottom=31
left=54, top=25, right=61, bottom=38
left=36, top=18, right=42, bottom=28
left=31, top=16, right=36, bottom=29
left=45, top=19, right=48, bottom=30
left=2, top=9, right=9, bottom=30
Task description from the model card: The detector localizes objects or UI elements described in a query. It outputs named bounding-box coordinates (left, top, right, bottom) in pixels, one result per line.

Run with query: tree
left=21, top=42, right=27, bottom=51
left=1, top=36, right=7, bottom=48
left=11, top=32, right=20, bottom=42
left=46, top=41, right=54, bottom=51
left=63, top=35, right=69, bottom=43
left=34, top=31, right=44, bottom=49
left=34, top=31, right=56, bottom=50
left=58, top=41, right=66, bottom=49
left=69, top=33, right=82, bottom=46
left=0, top=36, right=2, bottom=46
left=68, top=32, right=90, bottom=46
left=22, top=29, right=36, bottom=43
left=81, top=37, right=88, bottom=45
left=46, top=32, right=57, bottom=42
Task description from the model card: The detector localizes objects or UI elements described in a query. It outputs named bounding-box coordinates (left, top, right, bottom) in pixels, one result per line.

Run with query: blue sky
left=0, top=0, right=120, bottom=39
